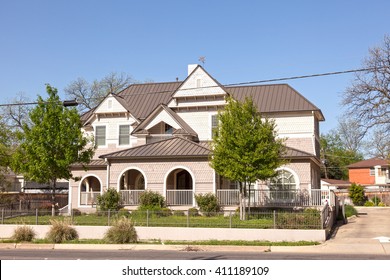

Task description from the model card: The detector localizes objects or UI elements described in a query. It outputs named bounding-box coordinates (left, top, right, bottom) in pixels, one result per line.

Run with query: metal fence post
left=1, top=208, right=4, bottom=224
left=36, top=208, right=38, bottom=225
left=187, top=212, right=190, bottom=227
left=229, top=210, right=232, bottom=228
left=108, top=209, right=111, bottom=226
left=146, top=210, right=149, bottom=227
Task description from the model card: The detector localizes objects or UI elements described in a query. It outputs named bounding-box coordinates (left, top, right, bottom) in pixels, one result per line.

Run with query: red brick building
left=347, top=158, right=390, bottom=186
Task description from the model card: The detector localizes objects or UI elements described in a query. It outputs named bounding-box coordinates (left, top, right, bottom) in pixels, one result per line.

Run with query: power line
left=224, top=67, right=381, bottom=86
left=0, top=66, right=383, bottom=106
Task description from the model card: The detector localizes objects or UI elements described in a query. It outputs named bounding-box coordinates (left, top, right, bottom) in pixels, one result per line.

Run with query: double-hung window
left=119, top=125, right=130, bottom=146
left=95, top=126, right=106, bottom=146
left=211, top=114, right=218, bottom=138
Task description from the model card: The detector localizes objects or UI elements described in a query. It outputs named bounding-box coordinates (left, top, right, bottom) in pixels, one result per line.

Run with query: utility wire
left=0, top=66, right=384, bottom=106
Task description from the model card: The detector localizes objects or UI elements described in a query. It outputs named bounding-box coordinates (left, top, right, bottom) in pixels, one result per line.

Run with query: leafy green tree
left=0, top=117, right=13, bottom=191
left=210, top=96, right=285, bottom=220
left=320, top=131, right=364, bottom=180
left=11, top=85, right=95, bottom=215
left=348, top=183, right=367, bottom=206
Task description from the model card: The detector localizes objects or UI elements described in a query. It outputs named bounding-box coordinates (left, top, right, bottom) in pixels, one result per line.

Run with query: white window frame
left=95, top=126, right=106, bottom=147
left=119, top=124, right=130, bottom=146
left=210, top=114, right=218, bottom=139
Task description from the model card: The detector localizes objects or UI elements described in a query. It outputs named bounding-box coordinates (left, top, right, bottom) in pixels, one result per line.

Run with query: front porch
left=217, top=189, right=334, bottom=207
left=118, top=189, right=334, bottom=207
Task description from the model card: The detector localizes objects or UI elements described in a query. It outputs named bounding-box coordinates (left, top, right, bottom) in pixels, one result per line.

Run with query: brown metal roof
left=116, top=82, right=182, bottom=119
left=100, top=137, right=210, bottom=160
left=347, top=157, right=389, bottom=169
left=283, top=146, right=316, bottom=158
left=100, top=137, right=320, bottom=162
left=71, top=159, right=107, bottom=169
left=81, top=72, right=324, bottom=125
left=226, top=84, right=325, bottom=120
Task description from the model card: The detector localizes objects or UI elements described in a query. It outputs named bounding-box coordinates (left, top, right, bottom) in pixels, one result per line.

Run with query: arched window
left=269, top=169, right=297, bottom=191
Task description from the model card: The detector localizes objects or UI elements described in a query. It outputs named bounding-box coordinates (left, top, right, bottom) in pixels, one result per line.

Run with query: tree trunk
left=239, top=182, right=247, bottom=220
left=51, top=179, right=56, bottom=217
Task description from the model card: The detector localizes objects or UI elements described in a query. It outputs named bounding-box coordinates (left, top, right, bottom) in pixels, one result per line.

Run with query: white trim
left=116, top=167, right=148, bottom=191
left=163, top=165, right=196, bottom=206
left=78, top=174, right=104, bottom=208
left=117, top=123, right=132, bottom=147
left=273, top=167, right=301, bottom=189
left=209, top=112, right=218, bottom=140
left=94, top=124, right=107, bottom=148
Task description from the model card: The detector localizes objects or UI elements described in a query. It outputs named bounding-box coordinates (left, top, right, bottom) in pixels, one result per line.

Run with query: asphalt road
left=0, top=248, right=389, bottom=260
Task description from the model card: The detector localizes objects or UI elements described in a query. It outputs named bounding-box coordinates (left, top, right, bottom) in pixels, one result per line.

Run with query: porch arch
left=117, top=167, right=147, bottom=206
left=79, top=174, right=103, bottom=206
left=164, top=166, right=195, bottom=206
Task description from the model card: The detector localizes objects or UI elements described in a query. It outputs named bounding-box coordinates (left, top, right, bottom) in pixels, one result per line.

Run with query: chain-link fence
left=1, top=208, right=323, bottom=230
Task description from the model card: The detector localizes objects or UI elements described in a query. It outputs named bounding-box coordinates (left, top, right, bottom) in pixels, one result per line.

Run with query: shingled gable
left=132, top=104, right=198, bottom=138
left=99, top=137, right=210, bottom=159
left=171, top=64, right=228, bottom=99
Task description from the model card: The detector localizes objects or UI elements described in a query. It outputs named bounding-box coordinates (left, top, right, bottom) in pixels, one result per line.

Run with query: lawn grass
left=2, top=210, right=321, bottom=229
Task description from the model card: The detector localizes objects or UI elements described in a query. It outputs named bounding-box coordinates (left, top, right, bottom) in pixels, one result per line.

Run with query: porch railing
left=217, top=189, right=333, bottom=207
left=166, top=190, right=193, bottom=205
left=80, top=191, right=100, bottom=206
left=120, top=190, right=145, bottom=206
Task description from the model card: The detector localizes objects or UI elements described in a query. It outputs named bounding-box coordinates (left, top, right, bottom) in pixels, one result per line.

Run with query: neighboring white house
left=69, top=64, right=325, bottom=211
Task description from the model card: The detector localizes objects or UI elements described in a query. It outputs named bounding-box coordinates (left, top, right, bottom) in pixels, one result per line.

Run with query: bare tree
left=0, top=92, right=32, bottom=131
left=366, top=128, right=390, bottom=159
left=342, top=35, right=390, bottom=134
left=337, top=117, right=366, bottom=153
left=64, top=72, right=136, bottom=113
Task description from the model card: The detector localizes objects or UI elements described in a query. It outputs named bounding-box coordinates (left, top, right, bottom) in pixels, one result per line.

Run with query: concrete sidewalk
left=1, top=239, right=389, bottom=255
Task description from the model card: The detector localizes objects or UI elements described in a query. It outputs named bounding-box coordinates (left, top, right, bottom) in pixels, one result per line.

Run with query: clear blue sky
left=1, top=0, right=389, bottom=134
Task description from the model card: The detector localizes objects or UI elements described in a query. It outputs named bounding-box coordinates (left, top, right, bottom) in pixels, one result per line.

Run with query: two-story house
left=347, top=157, right=390, bottom=187
left=69, top=64, right=325, bottom=211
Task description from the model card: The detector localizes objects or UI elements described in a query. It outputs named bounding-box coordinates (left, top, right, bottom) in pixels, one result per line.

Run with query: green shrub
left=71, top=209, right=82, bottom=216
left=96, top=188, right=121, bottom=211
left=364, top=200, right=375, bottom=206
left=344, top=204, right=358, bottom=217
left=138, top=190, right=166, bottom=209
left=194, top=193, right=221, bottom=216
left=378, top=202, right=386, bottom=207
left=104, top=217, right=138, bottom=244
left=173, top=210, right=185, bottom=216
left=188, top=207, right=199, bottom=216
left=12, top=225, right=36, bottom=242
left=371, top=196, right=381, bottom=206
left=46, top=220, right=79, bottom=243
left=348, top=183, right=367, bottom=206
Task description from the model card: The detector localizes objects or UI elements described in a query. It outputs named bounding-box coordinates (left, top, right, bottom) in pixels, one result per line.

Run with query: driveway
left=319, top=207, right=390, bottom=255
left=330, top=207, right=390, bottom=241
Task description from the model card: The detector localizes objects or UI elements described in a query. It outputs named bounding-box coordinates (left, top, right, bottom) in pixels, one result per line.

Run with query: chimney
left=188, top=64, right=199, bottom=76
